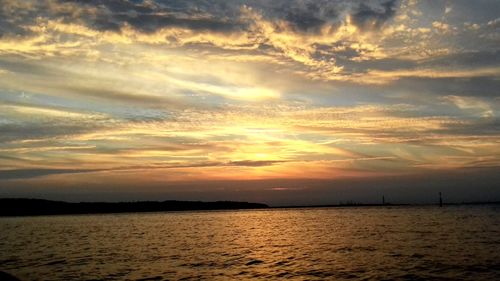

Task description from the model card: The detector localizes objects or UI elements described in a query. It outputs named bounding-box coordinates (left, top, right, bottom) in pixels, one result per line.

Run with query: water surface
left=1, top=206, right=499, bottom=280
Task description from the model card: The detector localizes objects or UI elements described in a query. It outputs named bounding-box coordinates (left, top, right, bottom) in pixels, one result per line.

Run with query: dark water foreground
left=1, top=206, right=499, bottom=280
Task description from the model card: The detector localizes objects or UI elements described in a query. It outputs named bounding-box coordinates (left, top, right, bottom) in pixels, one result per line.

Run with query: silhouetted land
left=0, top=271, right=21, bottom=281
left=0, top=198, right=268, bottom=217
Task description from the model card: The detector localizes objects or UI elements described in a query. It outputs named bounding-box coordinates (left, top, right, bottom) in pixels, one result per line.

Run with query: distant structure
left=382, top=195, right=385, bottom=205
left=439, top=192, right=443, bottom=207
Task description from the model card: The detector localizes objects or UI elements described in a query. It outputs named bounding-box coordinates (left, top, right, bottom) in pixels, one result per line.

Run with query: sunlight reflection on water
left=1, top=206, right=500, bottom=280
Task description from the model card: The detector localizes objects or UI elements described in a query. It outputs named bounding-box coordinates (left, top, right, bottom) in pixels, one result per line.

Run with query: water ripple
left=1, top=206, right=499, bottom=280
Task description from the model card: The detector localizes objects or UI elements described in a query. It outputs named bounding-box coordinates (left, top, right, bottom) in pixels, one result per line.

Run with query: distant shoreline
left=0, top=198, right=268, bottom=217
left=270, top=201, right=500, bottom=209
left=1, top=198, right=499, bottom=217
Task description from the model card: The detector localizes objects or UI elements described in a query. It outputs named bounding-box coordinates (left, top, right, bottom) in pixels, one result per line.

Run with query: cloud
left=54, top=0, right=400, bottom=34
left=0, top=0, right=399, bottom=74
left=62, top=0, right=243, bottom=33
left=0, top=0, right=499, bottom=196
left=351, top=0, right=398, bottom=30
left=0, top=102, right=114, bottom=142
left=0, top=168, right=99, bottom=180
left=4, top=0, right=497, bottom=88
left=390, top=76, right=500, bottom=98
left=0, top=159, right=287, bottom=180
left=227, top=160, right=286, bottom=167
left=442, top=96, right=495, bottom=118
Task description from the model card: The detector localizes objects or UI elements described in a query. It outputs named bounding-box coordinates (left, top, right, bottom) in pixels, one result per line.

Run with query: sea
left=1, top=205, right=499, bottom=280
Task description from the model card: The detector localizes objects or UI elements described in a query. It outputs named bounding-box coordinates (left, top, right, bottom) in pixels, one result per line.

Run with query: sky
left=0, top=0, right=499, bottom=205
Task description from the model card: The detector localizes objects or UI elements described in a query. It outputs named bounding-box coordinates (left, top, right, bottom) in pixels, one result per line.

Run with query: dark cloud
left=277, top=1, right=339, bottom=33
left=0, top=0, right=401, bottom=39
left=0, top=168, right=99, bottom=180
left=58, top=0, right=399, bottom=34
left=285, top=8, right=327, bottom=32
left=394, top=77, right=500, bottom=98
left=0, top=160, right=288, bottom=181
left=0, top=2, right=40, bottom=37
left=0, top=0, right=95, bottom=37
left=0, top=17, right=28, bottom=37
left=59, top=85, right=181, bottom=106
left=117, top=14, right=238, bottom=33
left=257, top=0, right=399, bottom=32
left=60, top=0, right=243, bottom=33
left=421, top=51, right=500, bottom=69
left=350, top=0, right=398, bottom=30
left=440, top=118, right=500, bottom=136
left=311, top=43, right=419, bottom=72
left=0, top=121, right=107, bottom=142
left=0, top=161, right=291, bottom=183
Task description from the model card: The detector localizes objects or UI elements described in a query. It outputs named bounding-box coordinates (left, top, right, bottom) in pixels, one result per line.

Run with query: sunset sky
left=0, top=0, right=499, bottom=205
